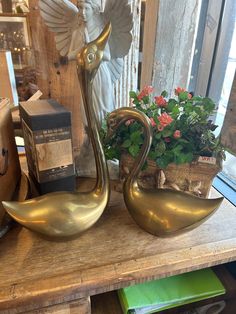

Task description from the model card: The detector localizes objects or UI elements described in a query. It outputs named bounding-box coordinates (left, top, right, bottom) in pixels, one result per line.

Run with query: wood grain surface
left=151, top=0, right=202, bottom=94
left=140, top=0, right=159, bottom=89
left=0, top=186, right=236, bottom=313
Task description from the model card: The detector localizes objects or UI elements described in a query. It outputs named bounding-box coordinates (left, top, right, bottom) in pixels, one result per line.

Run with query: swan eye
left=87, top=52, right=96, bottom=63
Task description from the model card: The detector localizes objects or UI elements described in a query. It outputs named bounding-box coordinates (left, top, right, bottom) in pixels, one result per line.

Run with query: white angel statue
left=39, top=0, right=133, bottom=123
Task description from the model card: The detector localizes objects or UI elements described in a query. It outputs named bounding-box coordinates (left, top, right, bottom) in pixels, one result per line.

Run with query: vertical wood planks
left=141, top=0, right=201, bottom=95
left=140, top=0, right=159, bottom=89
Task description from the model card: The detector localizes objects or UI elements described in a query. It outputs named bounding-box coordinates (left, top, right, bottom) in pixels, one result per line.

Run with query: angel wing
left=103, top=0, right=133, bottom=82
left=103, top=0, right=133, bottom=58
left=39, top=0, right=81, bottom=57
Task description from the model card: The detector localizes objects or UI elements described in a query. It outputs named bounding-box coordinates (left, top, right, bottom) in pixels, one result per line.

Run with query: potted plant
left=101, top=86, right=226, bottom=197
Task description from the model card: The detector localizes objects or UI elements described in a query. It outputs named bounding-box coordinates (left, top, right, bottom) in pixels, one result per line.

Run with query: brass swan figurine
left=107, top=107, right=224, bottom=237
left=2, top=23, right=111, bottom=238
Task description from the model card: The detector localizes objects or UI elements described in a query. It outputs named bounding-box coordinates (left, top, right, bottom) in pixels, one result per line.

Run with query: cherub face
left=82, top=3, right=94, bottom=22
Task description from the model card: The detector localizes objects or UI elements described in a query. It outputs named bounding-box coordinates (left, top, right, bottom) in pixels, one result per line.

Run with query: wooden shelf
left=91, top=264, right=236, bottom=314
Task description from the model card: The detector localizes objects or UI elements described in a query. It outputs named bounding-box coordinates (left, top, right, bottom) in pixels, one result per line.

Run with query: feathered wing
left=103, top=0, right=133, bottom=83
left=39, top=0, right=80, bottom=57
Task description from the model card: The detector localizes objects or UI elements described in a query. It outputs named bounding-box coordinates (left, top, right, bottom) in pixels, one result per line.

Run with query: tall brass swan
left=2, top=24, right=111, bottom=238
left=107, top=107, right=223, bottom=236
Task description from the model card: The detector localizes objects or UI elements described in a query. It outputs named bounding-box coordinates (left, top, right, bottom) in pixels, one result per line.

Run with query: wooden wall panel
left=140, top=0, right=159, bottom=89
left=141, top=0, right=201, bottom=95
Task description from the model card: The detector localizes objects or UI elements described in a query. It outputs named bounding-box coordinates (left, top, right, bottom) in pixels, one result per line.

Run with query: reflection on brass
left=107, top=107, right=223, bottom=236
left=2, top=23, right=111, bottom=238
left=0, top=148, right=8, bottom=176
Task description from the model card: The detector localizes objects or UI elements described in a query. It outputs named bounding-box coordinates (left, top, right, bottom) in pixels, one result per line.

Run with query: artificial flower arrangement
left=101, top=86, right=226, bottom=169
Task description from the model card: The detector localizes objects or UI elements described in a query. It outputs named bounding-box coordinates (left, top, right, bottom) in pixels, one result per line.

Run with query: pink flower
left=173, top=130, right=181, bottom=138
left=149, top=117, right=156, bottom=127
left=157, top=124, right=164, bottom=131
left=137, top=85, right=154, bottom=101
left=125, top=119, right=134, bottom=126
left=158, top=112, right=173, bottom=127
left=164, top=137, right=171, bottom=143
left=154, top=96, right=167, bottom=107
left=175, top=87, right=186, bottom=95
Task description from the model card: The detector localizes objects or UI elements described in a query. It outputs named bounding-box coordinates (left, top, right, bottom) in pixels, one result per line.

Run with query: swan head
left=106, top=107, right=130, bottom=138
left=77, top=22, right=112, bottom=77
left=107, top=107, right=151, bottom=138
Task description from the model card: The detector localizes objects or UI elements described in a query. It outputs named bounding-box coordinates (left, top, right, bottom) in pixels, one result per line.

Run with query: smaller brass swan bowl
left=107, top=107, right=223, bottom=237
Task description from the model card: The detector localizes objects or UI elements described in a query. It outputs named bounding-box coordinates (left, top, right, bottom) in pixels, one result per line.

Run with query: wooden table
left=0, top=184, right=236, bottom=314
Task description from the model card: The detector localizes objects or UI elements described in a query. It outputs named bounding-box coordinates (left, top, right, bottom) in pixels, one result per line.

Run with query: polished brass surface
left=107, top=107, right=223, bottom=236
left=2, top=24, right=111, bottom=238
left=0, top=148, right=8, bottom=176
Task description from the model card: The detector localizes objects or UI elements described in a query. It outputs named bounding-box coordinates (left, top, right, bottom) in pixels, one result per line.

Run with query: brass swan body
left=107, top=107, right=224, bottom=237
left=2, top=23, right=111, bottom=238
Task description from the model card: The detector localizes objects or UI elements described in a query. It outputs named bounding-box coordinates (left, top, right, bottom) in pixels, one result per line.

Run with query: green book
left=118, top=268, right=225, bottom=314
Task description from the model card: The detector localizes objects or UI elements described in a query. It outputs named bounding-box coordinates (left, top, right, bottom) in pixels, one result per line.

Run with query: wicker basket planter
left=120, top=154, right=222, bottom=198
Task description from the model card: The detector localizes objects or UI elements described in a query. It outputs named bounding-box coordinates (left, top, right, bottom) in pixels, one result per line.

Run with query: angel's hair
left=78, top=0, right=100, bottom=13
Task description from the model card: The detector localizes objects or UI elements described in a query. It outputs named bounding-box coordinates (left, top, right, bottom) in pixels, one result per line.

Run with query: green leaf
left=191, top=96, right=203, bottom=101
left=171, top=106, right=180, bottom=117
left=129, top=144, right=140, bottom=157
left=156, top=151, right=175, bottom=168
left=156, top=157, right=170, bottom=169
left=148, top=151, right=158, bottom=160
left=142, top=96, right=150, bottom=104
left=167, top=99, right=178, bottom=111
left=161, top=90, right=168, bottom=97
left=184, top=152, right=194, bottom=163
left=104, top=147, right=120, bottom=160
left=129, top=91, right=138, bottom=99
left=162, top=129, right=172, bottom=137
left=202, top=97, right=215, bottom=112
left=175, top=152, right=193, bottom=164
left=130, top=122, right=141, bottom=133
left=179, top=91, right=189, bottom=101
left=155, top=132, right=162, bottom=140
left=122, top=139, right=132, bottom=148
left=155, top=141, right=166, bottom=156
left=177, top=138, right=189, bottom=144
left=133, top=99, right=141, bottom=106
left=173, top=144, right=183, bottom=154
left=130, top=130, right=143, bottom=145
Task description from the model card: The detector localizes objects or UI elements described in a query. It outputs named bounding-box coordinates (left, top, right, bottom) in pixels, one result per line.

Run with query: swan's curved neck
left=78, top=68, right=109, bottom=194
left=124, top=109, right=153, bottom=186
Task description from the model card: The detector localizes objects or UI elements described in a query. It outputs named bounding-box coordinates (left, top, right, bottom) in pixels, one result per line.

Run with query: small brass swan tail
left=2, top=23, right=112, bottom=238
left=107, top=107, right=223, bottom=237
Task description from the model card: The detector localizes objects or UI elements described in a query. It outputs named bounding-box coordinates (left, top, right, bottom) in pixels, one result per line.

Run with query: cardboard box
left=20, top=99, right=76, bottom=194
left=0, top=98, right=21, bottom=229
